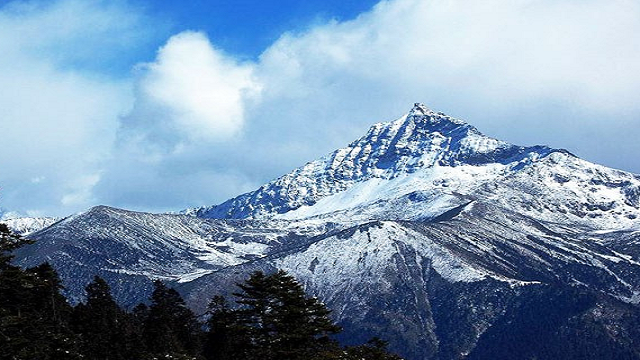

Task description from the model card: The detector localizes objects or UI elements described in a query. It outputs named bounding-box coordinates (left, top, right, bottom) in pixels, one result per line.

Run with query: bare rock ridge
left=12, top=103, right=640, bottom=360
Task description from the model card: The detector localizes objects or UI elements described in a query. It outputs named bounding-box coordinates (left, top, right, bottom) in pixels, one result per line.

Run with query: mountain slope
left=191, top=104, right=640, bottom=231
left=13, top=103, right=640, bottom=359
left=182, top=204, right=640, bottom=359
left=15, top=205, right=333, bottom=304
left=191, top=104, right=557, bottom=220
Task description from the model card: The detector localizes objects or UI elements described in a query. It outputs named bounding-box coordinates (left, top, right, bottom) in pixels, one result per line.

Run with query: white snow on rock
left=2, top=217, right=58, bottom=235
left=14, top=103, right=640, bottom=311
left=189, top=103, right=640, bottom=234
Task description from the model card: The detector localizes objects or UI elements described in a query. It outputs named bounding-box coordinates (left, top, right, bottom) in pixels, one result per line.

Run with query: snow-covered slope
left=15, top=205, right=334, bottom=304
left=482, top=151, right=640, bottom=229
left=191, top=103, right=640, bottom=232
left=14, top=103, right=640, bottom=359
left=191, top=104, right=556, bottom=219
left=2, top=216, right=58, bottom=235
left=183, top=203, right=640, bottom=359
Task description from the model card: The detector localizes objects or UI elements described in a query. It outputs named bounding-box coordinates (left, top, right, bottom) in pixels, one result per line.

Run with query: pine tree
left=1, top=225, right=82, bottom=359
left=204, top=271, right=402, bottom=360
left=72, top=276, right=141, bottom=359
left=143, top=280, right=202, bottom=358
left=203, top=295, right=247, bottom=360
left=231, top=270, right=342, bottom=360
left=0, top=223, right=31, bottom=269
left=0, top=262, right=81, bottom=359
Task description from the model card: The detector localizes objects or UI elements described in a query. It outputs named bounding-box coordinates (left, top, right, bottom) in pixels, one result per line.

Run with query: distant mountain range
left=8, top=104, right=640, bottom=360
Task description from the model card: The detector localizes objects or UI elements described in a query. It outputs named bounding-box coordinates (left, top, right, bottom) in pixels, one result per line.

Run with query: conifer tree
left=232, top=270, right=342, bottom=360
left=143, top=280, right=202, bottom=358
left=0, top=262, right=81, bottom=359
left=203, top=295, right=247, bottom=360
left=204, top=271, right=402, bottom=360
left=1, top=225, right=81, bottom=358
left=72, top=275, right=140, bottom=359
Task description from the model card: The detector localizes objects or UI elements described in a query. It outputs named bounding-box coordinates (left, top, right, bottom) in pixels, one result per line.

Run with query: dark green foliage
left=234, top=271, right=340, bottom=360
left=343, top=338, right=404, bottom=360
left=203, top=295, right=247, bottom=360
left=142, top=280, right=203, bottom=358
left=203, top=270, right=400, bottom=360
left=0, top=262, right=81, bottom=359
left=72, top=275, right=142, bottom=359
left=1, top=225, right=81, bottom=359
left=233, top=270, right=341, bottom=360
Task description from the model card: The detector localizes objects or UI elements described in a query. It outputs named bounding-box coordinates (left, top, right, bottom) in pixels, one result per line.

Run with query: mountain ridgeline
left=192, top=104, right=559, bottom=219
left=9, top=103, right=640, bottom=360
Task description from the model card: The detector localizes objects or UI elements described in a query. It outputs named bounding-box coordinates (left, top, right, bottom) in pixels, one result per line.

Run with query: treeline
left=0, top=224, right=401, bottom=360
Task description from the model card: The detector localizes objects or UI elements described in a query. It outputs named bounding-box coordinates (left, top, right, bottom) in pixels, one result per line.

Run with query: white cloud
left=258, top=0, right=640, bottom=113
left=93, top=31, right=262, bottom=212
left=4, top=0, right=640, bottom=216
left=129, top=31, right=260, bottom=144
left=75, top=0, right=640, bottom=214
left=248, top=0, right=640, bottom=172
left=0, top=0, right=144, bottom=216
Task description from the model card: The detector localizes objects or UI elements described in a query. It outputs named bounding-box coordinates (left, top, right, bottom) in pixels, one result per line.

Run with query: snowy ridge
left=277, top=221, right=496, bottom=299
left=191, top=103, right=640, bottom=232
left=2, top=216, right=58, bottom=235
left=482, top=151, right=640, bottom=230
left=276, top=210, right=640, bottom=311
left=16, top=205, right=336, bottom=303
left=191, top=103, right=555, bottom=219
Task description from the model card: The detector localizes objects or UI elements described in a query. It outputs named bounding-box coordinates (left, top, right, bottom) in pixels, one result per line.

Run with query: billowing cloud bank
left=2, top=0, right=640, bottom=216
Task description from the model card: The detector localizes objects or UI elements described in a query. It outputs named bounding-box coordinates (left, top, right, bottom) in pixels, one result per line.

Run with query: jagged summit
left=407, top=102, right=469, bottom=128
left=410, top=102, right=430, bottom=114
left=191, top=103, right=561, bottom=220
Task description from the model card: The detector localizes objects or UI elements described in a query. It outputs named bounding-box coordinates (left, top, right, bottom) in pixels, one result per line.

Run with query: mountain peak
left=403, top=102, right=476, bottom=135
left=409, top=102, right=432, bottom=116
left=192, top=104, right=561, bottom=219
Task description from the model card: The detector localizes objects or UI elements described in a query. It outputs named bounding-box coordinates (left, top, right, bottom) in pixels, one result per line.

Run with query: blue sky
left=1, top=0, right=640, bottom=217
left=137, top=0, right=380, bottom=59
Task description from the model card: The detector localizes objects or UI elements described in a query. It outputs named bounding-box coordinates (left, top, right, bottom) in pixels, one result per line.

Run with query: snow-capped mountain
left=2, top=216, right=58, bottom=235
left=192, top=103, right=640, bottom=230
left=15, top=205, right=334, bottom=304
left=192, top=104, right=556, bottom=219
left=13, top=103, right=640, bottom=359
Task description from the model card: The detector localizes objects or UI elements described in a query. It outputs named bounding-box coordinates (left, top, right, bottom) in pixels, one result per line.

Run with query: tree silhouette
left=142, top=280, right=202, bottom=358
left=72, top=275, right=141, bottom=359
